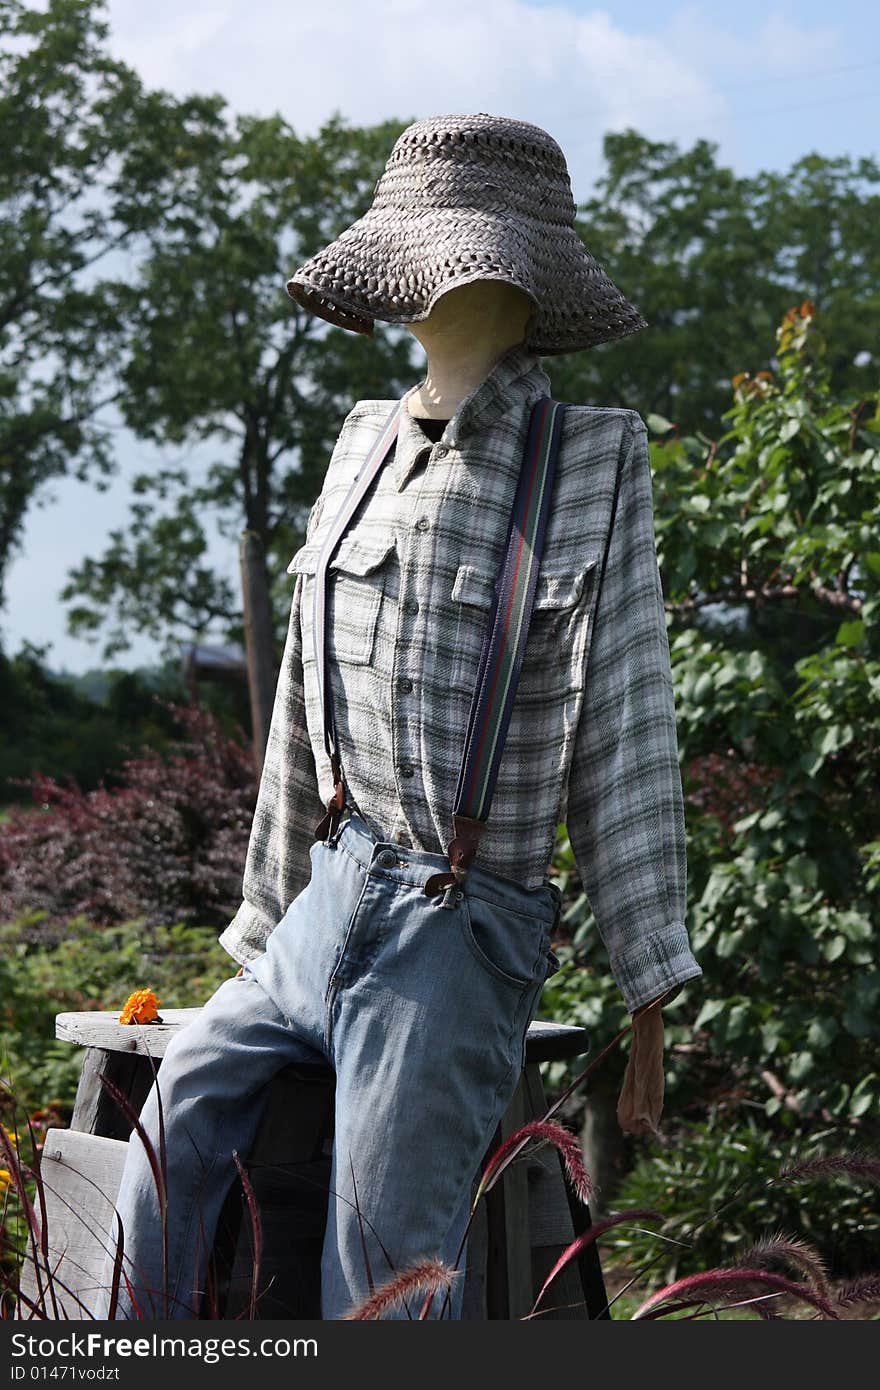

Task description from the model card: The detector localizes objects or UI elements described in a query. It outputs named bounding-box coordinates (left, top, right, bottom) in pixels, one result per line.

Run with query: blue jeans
left=96, top=811, right=560, bottom=1320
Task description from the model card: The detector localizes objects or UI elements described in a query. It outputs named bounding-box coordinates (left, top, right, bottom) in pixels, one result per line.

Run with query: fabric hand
left=617, top=1001, right=665, bottom=1136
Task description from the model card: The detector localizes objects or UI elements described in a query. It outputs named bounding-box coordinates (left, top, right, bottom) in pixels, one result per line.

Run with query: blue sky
left=5, top=0, right=879, bottom=674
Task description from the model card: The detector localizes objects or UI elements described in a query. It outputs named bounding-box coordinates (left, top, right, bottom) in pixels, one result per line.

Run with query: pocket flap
left=451, top=564, right=495, bottom=608
left=534, top=557, right=598, bottom=610
left=287, top=543, right=320, bottom=575
left=330, top=533, right=396, bottom=576
left=286, top=534, right=396, bottom=577
left=451, top=556, right=599, bottom=611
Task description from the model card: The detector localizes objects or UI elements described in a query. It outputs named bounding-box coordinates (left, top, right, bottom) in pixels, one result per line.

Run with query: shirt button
left=406, top=599, right=420, bottom=615
left=415, top=516, right=430, bottom=531
left=399, top=763, right=415, bottom=779
left=397, top=676, right=413, bottom=693
left=434, top=444, right=449, bottom=458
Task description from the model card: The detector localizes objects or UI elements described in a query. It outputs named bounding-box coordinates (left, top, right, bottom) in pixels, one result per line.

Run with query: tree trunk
left=239, top=530, right=277, bottom=778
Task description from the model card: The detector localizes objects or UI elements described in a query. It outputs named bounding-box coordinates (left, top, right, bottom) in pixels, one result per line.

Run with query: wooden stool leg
left=460, top=1175, right=488, bottom=1319
left=566, top=1178, right=611, bottom=1320
left=70, top=1049, right=156, bottom=1142
left=521, top=1062, right=607, bottom=1319
left=484, top=1078, right=533, bottom=1319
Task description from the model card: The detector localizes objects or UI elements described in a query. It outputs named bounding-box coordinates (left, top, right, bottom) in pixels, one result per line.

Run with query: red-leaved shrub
left=0, top=700, right=257, bottom=933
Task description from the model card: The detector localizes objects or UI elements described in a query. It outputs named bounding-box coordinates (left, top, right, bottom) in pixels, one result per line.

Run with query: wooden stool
left=23, top=1010, right=607, bottom=1321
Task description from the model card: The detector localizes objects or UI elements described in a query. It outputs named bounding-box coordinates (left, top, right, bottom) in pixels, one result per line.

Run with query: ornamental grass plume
left=736, top=1233, right=831, bottom=1299
left=834, top=1275, right=880, bottom=1309
left=343, top=1257, right=457, bottom=1321
left=776, top=1152, right=880, bottom=1189
left=632, top=1267, right=842, bottom=1321
left=476, top=1118, right=594, bottom=1206
left=119, top=990, right=163, bottom=1025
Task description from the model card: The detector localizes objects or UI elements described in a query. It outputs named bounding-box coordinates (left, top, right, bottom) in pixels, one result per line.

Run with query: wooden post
left=239, top=530, right=277, bottom=778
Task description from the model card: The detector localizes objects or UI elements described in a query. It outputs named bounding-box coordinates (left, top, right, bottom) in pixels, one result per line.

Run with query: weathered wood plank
left=70, top=1049, right=158, bottom=1141
left=525, top=1020, right=590, bottom=1063
left=485, top=1076, right=532, bottom=1319
left=18, top=1129, right=126, bottom=1321
left=56, top=1008, right=202, bottom=1055
left=56, top=1010, right=589, bottom=1063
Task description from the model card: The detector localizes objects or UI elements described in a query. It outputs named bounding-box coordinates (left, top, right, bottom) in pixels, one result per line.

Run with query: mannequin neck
left=405, top=281, right=534, bottom=419
left=407, top=341, right=521, bottom=419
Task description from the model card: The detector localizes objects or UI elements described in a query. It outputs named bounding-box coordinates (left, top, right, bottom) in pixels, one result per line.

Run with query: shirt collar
left=391, top=342, right=551, bottom=492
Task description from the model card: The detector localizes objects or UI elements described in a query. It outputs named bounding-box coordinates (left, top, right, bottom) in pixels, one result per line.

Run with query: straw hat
left=285, top=112, right=647, bottom=356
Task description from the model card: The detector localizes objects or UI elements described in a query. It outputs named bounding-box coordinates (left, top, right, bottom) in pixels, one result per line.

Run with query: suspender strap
left=312, top=400, right=404, bottom=842
left=423, top=395, right=566, bottom=898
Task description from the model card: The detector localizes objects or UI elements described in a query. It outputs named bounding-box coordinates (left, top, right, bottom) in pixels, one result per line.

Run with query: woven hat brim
left=287, top=204, right=647, bottom=355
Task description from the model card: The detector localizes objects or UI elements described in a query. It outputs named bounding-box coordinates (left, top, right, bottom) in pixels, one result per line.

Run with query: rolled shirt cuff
left=609, top=923, right=703, bottom=1016
left=217, top=902, right=277, bottom=968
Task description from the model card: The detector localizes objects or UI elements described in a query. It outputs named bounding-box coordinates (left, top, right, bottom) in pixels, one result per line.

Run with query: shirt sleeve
left=565, top=417, right=702, bottom=1015
left=217, top=571, right=326, bottom=966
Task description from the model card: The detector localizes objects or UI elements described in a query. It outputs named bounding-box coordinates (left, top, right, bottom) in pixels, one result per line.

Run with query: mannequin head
left=404, top=279, right=536, bottom=418
left=406, top=279, right=535, bottom=358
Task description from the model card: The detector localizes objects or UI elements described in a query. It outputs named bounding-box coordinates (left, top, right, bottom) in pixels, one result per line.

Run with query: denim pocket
left=457, top=891, right=550, bottom=993
left=544, top=946, right=562, bottom=980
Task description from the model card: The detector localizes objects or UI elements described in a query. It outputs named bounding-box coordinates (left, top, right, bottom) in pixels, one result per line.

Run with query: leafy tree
left=670, top=300, right=879, bottom=1127
left=554, top=131, right=880, bottom=433
left=0, top=0, right=145, bottom=611
left=62, top=108, right=418, bottom=659
left=0, top=642, right=185, bottom=801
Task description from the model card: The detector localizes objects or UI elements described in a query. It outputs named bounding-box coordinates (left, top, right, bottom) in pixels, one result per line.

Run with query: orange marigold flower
left=119, top=989, right=163, bottom=1025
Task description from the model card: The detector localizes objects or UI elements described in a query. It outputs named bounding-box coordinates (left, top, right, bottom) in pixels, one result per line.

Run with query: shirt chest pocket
left=449, top=556, right=599, bottom=704
left=288, top=531, right=397, bottom=668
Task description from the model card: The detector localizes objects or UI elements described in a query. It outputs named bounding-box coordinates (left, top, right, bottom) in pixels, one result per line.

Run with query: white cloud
left=103, top=0, right=732, bottom=195
left=102, top=1, right=845, bottom=193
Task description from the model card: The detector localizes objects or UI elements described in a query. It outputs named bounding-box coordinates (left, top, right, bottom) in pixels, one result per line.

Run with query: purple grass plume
left=633, top=1267, right=842, bottom=1320
left=476, top=1119, right=594, bottom=1207
left=342, top=1257, right=458, bottom=1321
left=736, top=1233, right=830, bottom=1298
left=776, top=1151, right=880, bottom=1189
left=833, top=1275, right=880, bottom=1310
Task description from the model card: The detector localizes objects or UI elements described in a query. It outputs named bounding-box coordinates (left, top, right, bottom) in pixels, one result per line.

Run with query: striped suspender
left=423, top=396, right=565, bottom=901
left=311, top=400, right=405, bottom=842
left=312, top=394, right=567, bottom=904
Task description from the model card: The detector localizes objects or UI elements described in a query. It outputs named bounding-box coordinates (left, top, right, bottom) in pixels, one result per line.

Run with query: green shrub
left=0, top=914, right=233, bottom=1117
left=607, top=1111, right=880, bottom=1285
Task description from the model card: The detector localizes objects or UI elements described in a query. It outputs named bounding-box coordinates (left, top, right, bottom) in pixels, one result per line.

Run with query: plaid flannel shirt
left=218, top=343, right=702, bottom=1014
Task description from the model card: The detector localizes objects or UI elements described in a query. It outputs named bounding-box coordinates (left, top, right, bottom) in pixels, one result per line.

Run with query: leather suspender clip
left=424, top=813, right=486, bottom=904
left=313, top=750, right=346, bottom=843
